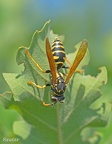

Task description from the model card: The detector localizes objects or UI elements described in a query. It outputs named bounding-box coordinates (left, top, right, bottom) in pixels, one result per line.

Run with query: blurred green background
left=0, top=0, right=112, bottom=143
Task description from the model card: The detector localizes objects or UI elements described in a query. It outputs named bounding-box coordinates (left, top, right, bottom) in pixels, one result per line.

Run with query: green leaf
left=1, top=21, right=108, bottom=144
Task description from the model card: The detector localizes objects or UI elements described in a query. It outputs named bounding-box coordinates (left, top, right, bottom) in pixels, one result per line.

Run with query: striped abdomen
left=51, top=38, right=66, bottom=69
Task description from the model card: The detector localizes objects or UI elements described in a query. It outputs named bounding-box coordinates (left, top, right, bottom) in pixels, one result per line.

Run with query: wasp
left=25, top=38, right=88, bottom=106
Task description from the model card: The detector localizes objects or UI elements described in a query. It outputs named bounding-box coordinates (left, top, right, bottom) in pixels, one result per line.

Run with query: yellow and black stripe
left=51, top=38, right=66, bottom=69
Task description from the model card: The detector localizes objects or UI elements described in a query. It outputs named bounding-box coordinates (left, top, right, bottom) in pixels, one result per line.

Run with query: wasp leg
left=42, top=96, right=58, bottom=107
left=64, top=57, right=83, bottom=74
left=65, top=57, right=72, bottom=67
left=28, top=81, right=50, bottom=89
left=62, top=65, right=69, bottom=69
left=61, top=57, right=71, bottom=70
left=42, top=101, right=57, bottom=107
left=65, top=69, right=83, bottom=78
left=42, top=102, right=52, bottom=106
left=42, top=94, right=57, bottom=106
left=28, top=81, right=52, bottom=106
left=25, top=49, right=50, bottom=73
left=60, top=57, right=72, bottom=69
left=42, top=95, right=57, bottom=107
left=62, top=66, right=84, bottom=74
left=75, top=69, right=84, bottom=74
left=65, top=57, right=84, bottom=74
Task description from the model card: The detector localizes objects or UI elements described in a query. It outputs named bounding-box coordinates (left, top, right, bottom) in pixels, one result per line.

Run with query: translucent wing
left=46, top=38, right=57, bottom=84
left=65, top=39, right=88, bottom=84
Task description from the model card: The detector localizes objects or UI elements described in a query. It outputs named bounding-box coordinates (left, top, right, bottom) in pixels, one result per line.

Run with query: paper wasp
left=25, top=38, right=88, bottom=106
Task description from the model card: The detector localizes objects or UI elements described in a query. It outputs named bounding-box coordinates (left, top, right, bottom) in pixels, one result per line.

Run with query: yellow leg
left=28, top=81, right=52, bottom=106
left=75, top=69, right=84, bottom=74
left=65, top=57, right=83, bottom=74
left=28, top=81, right=46, bottom=89
left=25, top=49, right=49, bottom=73
left=42, top=101, right=51, bottom=106
left=65, top=57, right=72, bottom=67
left=42, top=101, right=57, bottom=106
left=65, top=69, right=83, bottom=78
